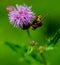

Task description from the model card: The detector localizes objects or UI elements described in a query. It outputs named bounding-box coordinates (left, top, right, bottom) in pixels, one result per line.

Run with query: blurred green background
left=0, top=0, right=60, bottom=65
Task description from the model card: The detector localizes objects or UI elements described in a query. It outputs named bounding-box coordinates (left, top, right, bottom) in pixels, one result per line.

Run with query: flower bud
left=39, top=46, right=45, bottom=53
left=6, top=5, right=15, bottom=12
left=30, top=40, right=35, bottom=46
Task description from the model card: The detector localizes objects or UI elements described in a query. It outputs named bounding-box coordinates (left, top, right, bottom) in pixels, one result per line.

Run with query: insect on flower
left=30, top=14, right=48, bottom=30
left=6, top=4, right=48, bottom=30
left=30, top=15, right=42, bottom=30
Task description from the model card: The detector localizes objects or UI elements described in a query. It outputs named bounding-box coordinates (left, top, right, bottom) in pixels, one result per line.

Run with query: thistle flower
left=7, top=4, right=35, bottom=29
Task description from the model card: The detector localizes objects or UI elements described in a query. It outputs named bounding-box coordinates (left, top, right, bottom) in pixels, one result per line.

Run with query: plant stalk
left=40, top=53, right=47, bottom=65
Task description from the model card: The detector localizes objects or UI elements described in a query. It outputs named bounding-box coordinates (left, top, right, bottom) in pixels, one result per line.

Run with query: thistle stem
left=26, top=29, right=32, bottom=40
left=40, top=53, right=47, bottom=65
left=26, top=29, right=36, bottom=46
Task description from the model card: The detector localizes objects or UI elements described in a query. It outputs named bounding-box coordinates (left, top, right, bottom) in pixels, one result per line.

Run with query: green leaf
left=4, top=42, right=27, bottom=56
left=48, top=29, right=60, bottom=46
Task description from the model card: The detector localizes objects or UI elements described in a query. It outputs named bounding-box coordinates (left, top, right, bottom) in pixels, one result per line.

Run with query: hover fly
left=30, top=14, right=48, bottom=30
